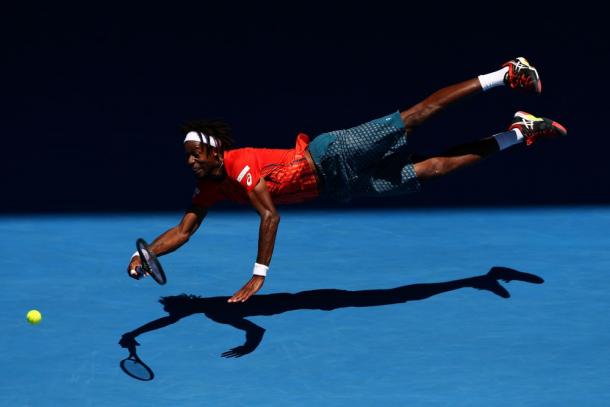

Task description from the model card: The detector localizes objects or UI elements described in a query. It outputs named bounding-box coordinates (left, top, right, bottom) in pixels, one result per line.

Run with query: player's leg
left=400, top=78, right=482, bottom=133
left=413, top=138, right=498, bottom=179
left=413, top=111, right=567, bottom=180
left=400, top=57, right=542, bottom=133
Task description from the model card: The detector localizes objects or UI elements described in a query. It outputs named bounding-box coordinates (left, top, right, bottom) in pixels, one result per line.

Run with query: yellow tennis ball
left=26, top=309, right=42, bottom=325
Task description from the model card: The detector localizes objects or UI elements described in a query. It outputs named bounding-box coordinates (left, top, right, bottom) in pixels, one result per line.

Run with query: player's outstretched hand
left=119, top=333, right=140, bottom=348
left=126, top=255, right=145, bottom=280
left=222, top=345, right=251, bottom=358
left=228, top=275, right=265, bottom=303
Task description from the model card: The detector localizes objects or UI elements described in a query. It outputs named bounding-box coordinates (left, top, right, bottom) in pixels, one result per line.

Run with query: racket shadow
left=119, top=266, right=543, bottom=370
left=119, top=337, right=155, bottom=381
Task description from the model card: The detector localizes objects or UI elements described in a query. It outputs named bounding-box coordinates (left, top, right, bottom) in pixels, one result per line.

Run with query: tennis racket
left=120, top=344, right=155, bottom=381
left=135, top=238, right=167, bottom=285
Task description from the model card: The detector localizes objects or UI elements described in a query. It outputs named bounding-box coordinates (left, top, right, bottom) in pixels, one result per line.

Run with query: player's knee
left=400, top=108, right=423, bottom=131
left=401, top=103, right=440, bottom=131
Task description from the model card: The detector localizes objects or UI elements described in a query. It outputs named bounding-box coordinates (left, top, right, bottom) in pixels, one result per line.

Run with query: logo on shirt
left=237, top=165, right=252, bottom=186
left=192, top=188, right=200, bottom=197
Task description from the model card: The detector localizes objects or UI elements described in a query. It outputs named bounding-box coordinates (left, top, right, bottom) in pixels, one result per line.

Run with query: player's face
left=185, top=141, right=225, bottom=180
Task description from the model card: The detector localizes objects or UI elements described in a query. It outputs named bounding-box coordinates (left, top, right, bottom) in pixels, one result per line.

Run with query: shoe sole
left=550, top=120, right=568, bottom=136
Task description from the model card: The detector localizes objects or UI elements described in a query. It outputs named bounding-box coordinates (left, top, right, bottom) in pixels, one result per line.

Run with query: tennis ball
left=26, top=309, right=42, bottom=325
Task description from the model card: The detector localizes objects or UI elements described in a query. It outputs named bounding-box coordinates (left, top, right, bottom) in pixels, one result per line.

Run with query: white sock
left=493, top=129, right=524, bottom=150
left=478, top=67, right=509, bottom=91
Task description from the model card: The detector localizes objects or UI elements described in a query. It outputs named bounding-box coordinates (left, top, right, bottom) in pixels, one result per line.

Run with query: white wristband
left=131, top=251, right=140, bottom=259
left=253, top=263, right=269, bottom=277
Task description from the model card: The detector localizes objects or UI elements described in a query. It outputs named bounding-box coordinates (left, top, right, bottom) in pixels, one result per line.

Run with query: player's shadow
left=119, top=266, right=542, bottom=363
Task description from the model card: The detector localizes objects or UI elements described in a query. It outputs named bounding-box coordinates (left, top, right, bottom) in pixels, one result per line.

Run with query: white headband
left=184, top=131, right=220, bottom=148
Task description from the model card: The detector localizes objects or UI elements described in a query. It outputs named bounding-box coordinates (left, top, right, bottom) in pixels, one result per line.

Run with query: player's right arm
left=127, top=205, right=207, bottom=279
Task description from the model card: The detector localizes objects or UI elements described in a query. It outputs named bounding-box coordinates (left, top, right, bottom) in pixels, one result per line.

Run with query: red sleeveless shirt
left=192, top=134, right=320, bottom=208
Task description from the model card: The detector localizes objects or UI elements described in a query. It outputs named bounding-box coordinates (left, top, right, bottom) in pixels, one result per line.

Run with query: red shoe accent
left=551, top=121, right=568, bottom=136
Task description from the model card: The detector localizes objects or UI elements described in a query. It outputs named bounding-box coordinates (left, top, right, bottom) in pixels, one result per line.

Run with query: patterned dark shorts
left=308, top=111, right=421, bottom=202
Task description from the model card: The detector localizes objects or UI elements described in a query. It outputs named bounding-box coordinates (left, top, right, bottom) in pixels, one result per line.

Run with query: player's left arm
left=228, top=178, right=280, bottom=303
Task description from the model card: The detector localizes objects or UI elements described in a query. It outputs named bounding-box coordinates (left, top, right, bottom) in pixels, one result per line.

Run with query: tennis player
left=127, top=57, right=567, bottom=302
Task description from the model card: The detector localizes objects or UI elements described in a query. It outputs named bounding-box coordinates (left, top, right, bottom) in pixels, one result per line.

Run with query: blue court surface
left=2, top=207, right=609, bottom=406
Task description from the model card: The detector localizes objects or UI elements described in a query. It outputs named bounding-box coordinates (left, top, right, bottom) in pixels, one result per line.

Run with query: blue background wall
left=3, top=3, right=607, bottom=212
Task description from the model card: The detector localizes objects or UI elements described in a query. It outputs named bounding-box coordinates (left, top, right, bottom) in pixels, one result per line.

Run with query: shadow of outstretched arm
left=119, top=315, right=184, bottom=349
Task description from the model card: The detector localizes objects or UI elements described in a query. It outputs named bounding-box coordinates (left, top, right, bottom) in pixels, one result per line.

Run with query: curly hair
left=180, top=119, right=235, bottom=152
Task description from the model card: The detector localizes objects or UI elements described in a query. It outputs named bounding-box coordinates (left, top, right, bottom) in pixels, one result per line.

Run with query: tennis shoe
left=509, top=111, right=568, bottom=146
left=503, top=57, right=542, bottom=94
